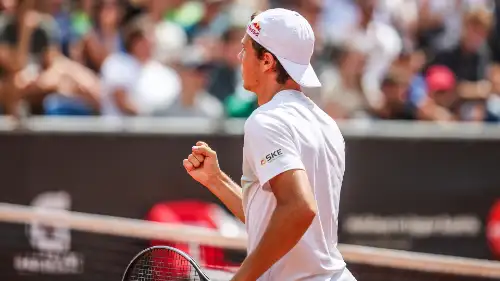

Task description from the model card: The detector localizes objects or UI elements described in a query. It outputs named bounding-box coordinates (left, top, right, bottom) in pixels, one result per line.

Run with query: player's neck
left=256, top=80, right=301, bottom=106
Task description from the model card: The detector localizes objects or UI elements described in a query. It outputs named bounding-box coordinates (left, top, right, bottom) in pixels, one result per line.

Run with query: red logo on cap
left=253, top=22, right=261, bottom=31
left=248, top=21, right=261, bottom=37
left=487, top=200, right=500, bottom=258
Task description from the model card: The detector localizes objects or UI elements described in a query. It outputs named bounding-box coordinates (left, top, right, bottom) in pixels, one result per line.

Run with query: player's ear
left=262, top=52, right=275, bottom=72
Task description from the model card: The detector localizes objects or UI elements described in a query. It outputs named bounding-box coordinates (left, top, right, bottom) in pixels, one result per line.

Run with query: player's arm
left=231, top=114, right=316, bottom=281
left=185, top=142, right=245, bottom=223
left=206, top=169, right=245, bottom=223
left=233, top=169, right=316, bottom=281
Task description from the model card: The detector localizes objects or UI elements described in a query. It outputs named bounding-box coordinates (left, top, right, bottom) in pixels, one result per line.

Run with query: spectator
left=70, top=0, right=94, bottom=39
left=152, top=17, right=187, bottom=65
left=416, top=0, right=461, bottom=53
left=0, top=0, right=499, bottom=123
left=427, top=8, right=493, bottom=121
left=0, top=0, right=16, bottom=15
left=377, top=69, right=417, bottom=120
left=488, top=0, right=500, bottom=66
left=380, top=0, right=419, bottom=39
left=392, top=46, right=427, bottom=104
left=0, top=0, right=99, bottom=117
left=208, top=24, right=245, bottom=102
left=48, top=0, right=73, bottom=57
left=184, top=0, right=229, bottom=43
left=429, top=8, right=492, bottom=84
left=321, top=0, right=389, bottom=46
left=158, top=0, right=185, bottom=24
left=416, top=0, right=492, bottom=54
left=391, top=45, right=455, bottom=121
left=334, top=0, right=403, bottom=115
left=81, top=0, right=124, bottom=72
left=100, top=17, right=180, bottom=117
left=161, top=48, right=224, bottom=118
left=424, top=65, right=459, bottom=120
left=224, top=86, right=258, bottom=118
left=319, top=45, right=369, bottom=120
left=217, top=5, right=260, bottom=118
left=486, top=64, right=500, bottom=122
left=221, top=34, right=258, bottom=118
left=139, top=0, right=188, bottom=64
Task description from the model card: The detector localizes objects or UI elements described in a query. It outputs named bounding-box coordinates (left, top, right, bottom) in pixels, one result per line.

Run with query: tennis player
left=183, top=8, right=356, bottom=281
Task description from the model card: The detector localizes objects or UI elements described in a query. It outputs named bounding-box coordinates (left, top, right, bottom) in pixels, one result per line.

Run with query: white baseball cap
left=246, top=8, right=321, bottom=88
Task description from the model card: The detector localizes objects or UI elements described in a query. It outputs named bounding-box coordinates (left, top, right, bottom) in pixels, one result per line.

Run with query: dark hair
left=249, top=12, right=291, bottom=85
left=123, top=17, right=147, bottom=53
left=382, top=67, right=410, bottom=87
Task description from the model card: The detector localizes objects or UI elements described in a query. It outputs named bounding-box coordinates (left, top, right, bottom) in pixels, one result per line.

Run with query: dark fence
left=0, top=118, right=499, bottom=280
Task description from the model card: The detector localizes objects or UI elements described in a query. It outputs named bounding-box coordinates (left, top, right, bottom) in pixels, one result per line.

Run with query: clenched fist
left=183, top=141, right=222, bottom=188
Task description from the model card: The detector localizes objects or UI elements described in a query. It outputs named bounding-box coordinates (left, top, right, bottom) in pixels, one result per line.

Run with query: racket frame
left=121, top=245, right=211, bottom=281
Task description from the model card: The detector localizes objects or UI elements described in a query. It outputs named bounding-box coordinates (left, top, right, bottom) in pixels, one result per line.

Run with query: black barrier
left=0, top=119, right=499, bottom=281
left=340, top=138, right=500, bottom=260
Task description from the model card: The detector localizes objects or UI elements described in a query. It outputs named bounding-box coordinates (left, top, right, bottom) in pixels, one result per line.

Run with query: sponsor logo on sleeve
left=261, top=149, right=283, bottom=165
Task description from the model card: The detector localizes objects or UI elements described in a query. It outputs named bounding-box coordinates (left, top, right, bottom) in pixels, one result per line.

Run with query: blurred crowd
left=1, top=0, right=500, bottom=122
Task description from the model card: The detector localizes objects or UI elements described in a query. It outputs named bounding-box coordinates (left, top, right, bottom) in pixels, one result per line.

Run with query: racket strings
left=126, top=248, right=203, bottom=281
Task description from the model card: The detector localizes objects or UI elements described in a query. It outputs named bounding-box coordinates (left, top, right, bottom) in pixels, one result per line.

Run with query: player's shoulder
left=245, top=90, right=316, bottom=135
left=244, top=105, right=289, bottom=137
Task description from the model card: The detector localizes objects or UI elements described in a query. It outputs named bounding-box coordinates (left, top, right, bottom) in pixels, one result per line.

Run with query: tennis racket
left=122, top=246, right=212, bottom=281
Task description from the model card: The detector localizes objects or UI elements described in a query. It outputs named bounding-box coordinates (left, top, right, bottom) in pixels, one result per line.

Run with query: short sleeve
left=245, top=113, right=305, bottom=186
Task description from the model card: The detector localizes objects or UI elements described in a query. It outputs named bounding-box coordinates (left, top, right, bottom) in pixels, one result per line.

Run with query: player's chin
left=242, top=81, right=254, bottom=92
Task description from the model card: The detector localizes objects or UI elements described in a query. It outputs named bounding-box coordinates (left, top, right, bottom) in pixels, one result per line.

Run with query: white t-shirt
left=241, top=90, right=354, bottom=281
left=100, top=53, right=181, bottom=117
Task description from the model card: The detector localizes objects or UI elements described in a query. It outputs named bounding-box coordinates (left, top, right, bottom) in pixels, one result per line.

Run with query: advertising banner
left=0, top=132, right=498, bottom=281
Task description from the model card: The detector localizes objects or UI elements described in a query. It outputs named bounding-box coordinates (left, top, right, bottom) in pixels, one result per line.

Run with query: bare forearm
left=234, top=203, right=315, bottom=281
left=458, top=81, right=491, bottom=99
left=416, top=99, right=455, bottom=121
left=208, top=172, right=245, bottom=223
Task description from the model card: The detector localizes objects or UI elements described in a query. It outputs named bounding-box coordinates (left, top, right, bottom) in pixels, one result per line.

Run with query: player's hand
left=183, top=141, right=222, bottom=188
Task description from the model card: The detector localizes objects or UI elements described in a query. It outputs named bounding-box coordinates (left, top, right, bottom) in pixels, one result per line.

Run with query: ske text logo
left=261, top=149, right=283, bottom=165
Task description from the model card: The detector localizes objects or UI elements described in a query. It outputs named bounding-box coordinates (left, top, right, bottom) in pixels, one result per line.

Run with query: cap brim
left=275, top=55, right=321, bottom=88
